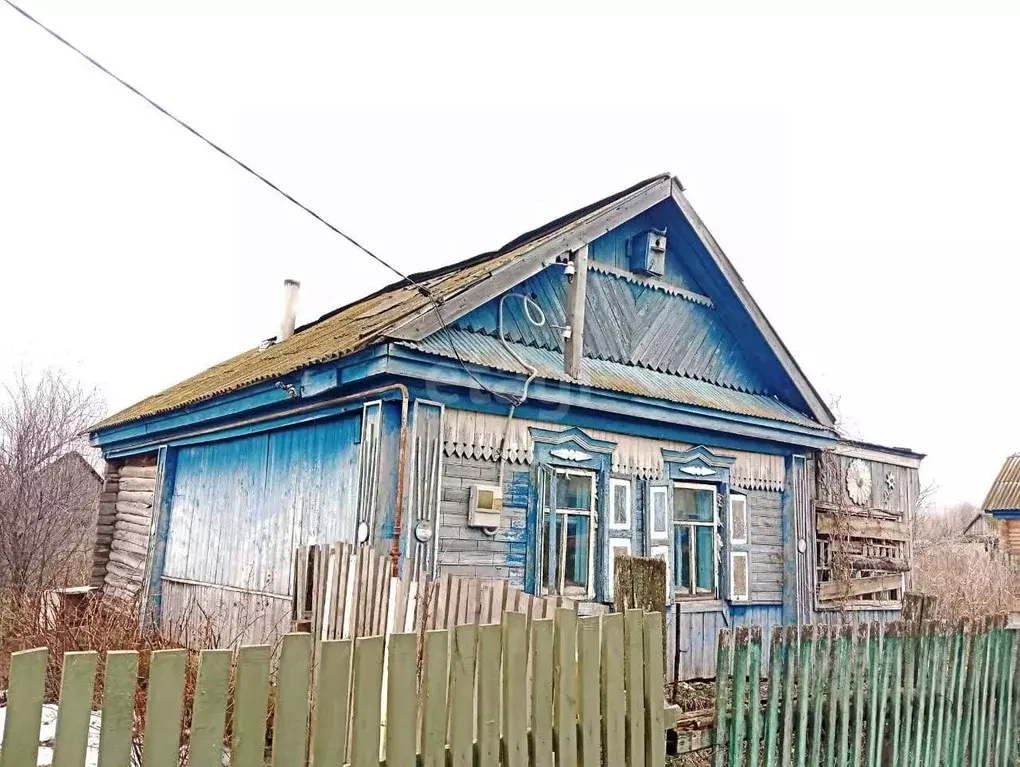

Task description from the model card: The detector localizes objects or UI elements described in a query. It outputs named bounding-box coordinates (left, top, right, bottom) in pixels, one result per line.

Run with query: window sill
left=674, top=599, right=726, bottom=613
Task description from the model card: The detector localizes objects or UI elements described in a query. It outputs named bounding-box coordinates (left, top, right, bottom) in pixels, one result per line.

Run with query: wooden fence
left=712, top=614, right=1019, bottom=766
left=292, top=542, right=576, bottom=641
left=0, top=609, right=676, bottom=767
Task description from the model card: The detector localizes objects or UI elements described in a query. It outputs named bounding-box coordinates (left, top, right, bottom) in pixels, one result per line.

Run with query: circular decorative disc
left=846, top=459, right=872, bottom=506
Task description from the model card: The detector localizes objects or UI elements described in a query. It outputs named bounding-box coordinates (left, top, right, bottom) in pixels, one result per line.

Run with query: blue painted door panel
left=163, top=413, right=361, bottom=596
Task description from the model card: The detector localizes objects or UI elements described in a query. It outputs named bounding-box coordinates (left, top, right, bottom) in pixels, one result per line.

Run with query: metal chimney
left=277, top=279, right=300, bottom=343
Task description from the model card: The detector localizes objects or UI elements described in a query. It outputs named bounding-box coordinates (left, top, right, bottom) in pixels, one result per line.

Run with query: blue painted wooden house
left=88, top=174, right=923, bottom=677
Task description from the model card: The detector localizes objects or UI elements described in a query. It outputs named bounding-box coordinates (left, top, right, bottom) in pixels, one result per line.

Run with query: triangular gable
left=393, top=177, right=835, bottom=428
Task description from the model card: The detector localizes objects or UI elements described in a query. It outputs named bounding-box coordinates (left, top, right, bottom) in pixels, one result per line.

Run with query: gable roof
left=93, top=173, right=833, bottom=433
left=983, top=454, right=1020, bottom=513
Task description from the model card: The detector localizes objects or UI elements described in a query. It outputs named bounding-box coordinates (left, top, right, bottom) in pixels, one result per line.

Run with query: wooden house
left=982, top=454, right=1020, bottom=554
left=87, top=174, right=923, bottom=677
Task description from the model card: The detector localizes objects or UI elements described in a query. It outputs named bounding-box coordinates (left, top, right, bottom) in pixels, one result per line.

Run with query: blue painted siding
left=452, top=264, right=768, bottom=394
left=163, top=412, right=362, bottom=597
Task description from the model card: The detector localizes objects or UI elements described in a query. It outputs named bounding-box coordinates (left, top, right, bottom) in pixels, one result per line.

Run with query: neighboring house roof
left=983, top=454, right=1020, bottom=513
left=93, top=173, right=835, bottom=433
left=45, top=451, right=103, bottom=484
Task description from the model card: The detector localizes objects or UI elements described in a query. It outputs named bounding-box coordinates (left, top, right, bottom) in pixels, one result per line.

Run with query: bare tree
left=0, top=369, right=106, bottom=597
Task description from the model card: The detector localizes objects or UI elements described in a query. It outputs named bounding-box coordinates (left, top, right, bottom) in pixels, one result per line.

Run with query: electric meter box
left=468, top=483, right=504, bottom=529
left=629, top=228, right=667, bottom=276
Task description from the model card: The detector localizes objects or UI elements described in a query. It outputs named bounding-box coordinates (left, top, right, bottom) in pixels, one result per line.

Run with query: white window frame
left=606, top=538, right=632, bottom=600
left=609, top=478, right=632, bottom=531
left=672, top=481, right=719, bottom=599
left=730, top=550, right=750, bottom=602
left=650, top=544, right=671, bottom=601
left=729, top=494, right=748, bottom=545
left=539, top=469, right=597, bottom=599
left=650, top=485, right=669, bottom=540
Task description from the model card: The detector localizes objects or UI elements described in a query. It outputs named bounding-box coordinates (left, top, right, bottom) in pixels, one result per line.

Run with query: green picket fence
left=714, top=615, right=1020, bottom=767
left=0, top=608, right=675, bottom=767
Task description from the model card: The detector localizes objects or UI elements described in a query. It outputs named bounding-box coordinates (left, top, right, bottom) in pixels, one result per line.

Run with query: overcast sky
left=1, top=1, right=1017, bottom=508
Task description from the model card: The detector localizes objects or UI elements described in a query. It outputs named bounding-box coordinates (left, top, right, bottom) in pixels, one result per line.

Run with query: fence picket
left=888, top=624, right=905, bottom=767
left=992, top=621, right=1010, bottom=767
left=642, top=613, right=665, bottom=767
left=835, top=625, right=852, bottom=767
left=728, top=627, right=749, bottom=767
left=503, top=612, right=529, bottom=767
left=421, top=629, right=449, bottom=767
left=950, top=619, right=973, bottom=765
left=97, top=650, right=138, bottom=767
left=715, top=629, right=733, bottom=767
left=901, top=623, right=919, bottom=767
left=762, top=628, right=784, bottom=767
left=918, top=623, right=940, bottom=767
left=866, top=623, right=884, bottom=767
left=190, top=649, right=232, bottom=767
left=577, top=615, right=602, bottom=767
left=140, top=649, right=186, bottom=767
left=793, top=626, right=813, bottom=767
left=53, top=651, right=98, bottom=767
left=350, top=635, right=384, bottom=767
left=980, top=619, right=1002, bottom=767
left=959, top=620, right=982, bottom=764
left=779, top=626, right=797, bottom=767
left=849, top=624, right=868, bottom=767
left=272, top=634, right=312, bottom=767
left=475, top=623, right=502, bottom=767
left=809, top=626, right=828, bottom=767
left=448, top=625, right=478, bottom=767
left=313, top=640, right=353, bottom=767
left=746, top=627, right=763, bottom=767
left=383, top=633, right=416, bottom=767
left=1001, top=628, right=1018, bottom=767
left=0, top=647, right=47, bottom=767
left=823, top=626, right=845, bottom=767
left=599, top=614, right=625, bottom=767
left=555, top=607, right=580, bottom=767
left=233, top=645, right=272, bottom=767
left=932, top=625, right=956, bottom=767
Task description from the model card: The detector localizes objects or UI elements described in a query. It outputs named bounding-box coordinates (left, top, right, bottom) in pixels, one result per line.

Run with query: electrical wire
left=3, top=0, right=521, bottom=406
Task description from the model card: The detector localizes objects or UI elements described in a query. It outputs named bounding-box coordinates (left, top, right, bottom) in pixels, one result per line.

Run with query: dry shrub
left=912, top=516, right=1020, bottom=621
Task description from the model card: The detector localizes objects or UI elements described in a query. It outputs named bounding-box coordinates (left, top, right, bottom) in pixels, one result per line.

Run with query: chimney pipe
left=277, top=279, right=300, bottom=343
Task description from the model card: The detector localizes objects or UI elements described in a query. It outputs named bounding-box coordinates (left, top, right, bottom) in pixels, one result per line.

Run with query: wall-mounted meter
left=629, top=228, right=667, bottom=277
left=469, top=483, right=504, bottom=529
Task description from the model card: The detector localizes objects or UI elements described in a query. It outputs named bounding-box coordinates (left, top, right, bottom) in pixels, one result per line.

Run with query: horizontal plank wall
left=438, top=455, right=528, bottom=587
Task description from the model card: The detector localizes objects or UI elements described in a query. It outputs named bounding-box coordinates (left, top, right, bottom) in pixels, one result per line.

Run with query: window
left=609, top=478, right=631, bottom=530
left=607, top=538, right=632, bottom=600
left=672, top=483, right=718, bottom=598
left=729, top=495, right=747, bottom=545
left=539, top=470, right=596, bottom=597
left=650, top=486, right=669, bottom=540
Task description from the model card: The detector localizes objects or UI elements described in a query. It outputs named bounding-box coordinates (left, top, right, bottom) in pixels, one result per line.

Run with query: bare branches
left=0, top=368, right=106, bottom=595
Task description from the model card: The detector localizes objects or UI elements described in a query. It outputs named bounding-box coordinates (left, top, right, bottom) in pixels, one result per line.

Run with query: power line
left=3, top=0, right=521, bottom=406
left=2, top=0, right=429, bottom=297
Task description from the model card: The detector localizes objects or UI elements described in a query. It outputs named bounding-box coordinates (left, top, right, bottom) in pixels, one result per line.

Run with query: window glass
left=563, top=515, right=591, bottom=590
left=674, top=486, right=715, bottom=522
left=612, top=482, right=629, bottom=526
left=541, top=513, right=557, bottom=591
left=556, top=473, right=592, bottom=510
left=695, top=527, right=715, bottom=593
left=675, top=527, right=691, bottom=591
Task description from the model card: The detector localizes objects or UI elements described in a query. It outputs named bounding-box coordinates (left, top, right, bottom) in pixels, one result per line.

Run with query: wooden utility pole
left=563, top=244, right=589, bottom=378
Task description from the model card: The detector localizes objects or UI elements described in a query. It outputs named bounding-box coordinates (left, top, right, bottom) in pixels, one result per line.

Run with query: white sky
left=1, top=1, right=1017, bottom=509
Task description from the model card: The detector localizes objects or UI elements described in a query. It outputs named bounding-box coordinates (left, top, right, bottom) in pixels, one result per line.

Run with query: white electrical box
left=469, top=483, right=504, bottom=529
